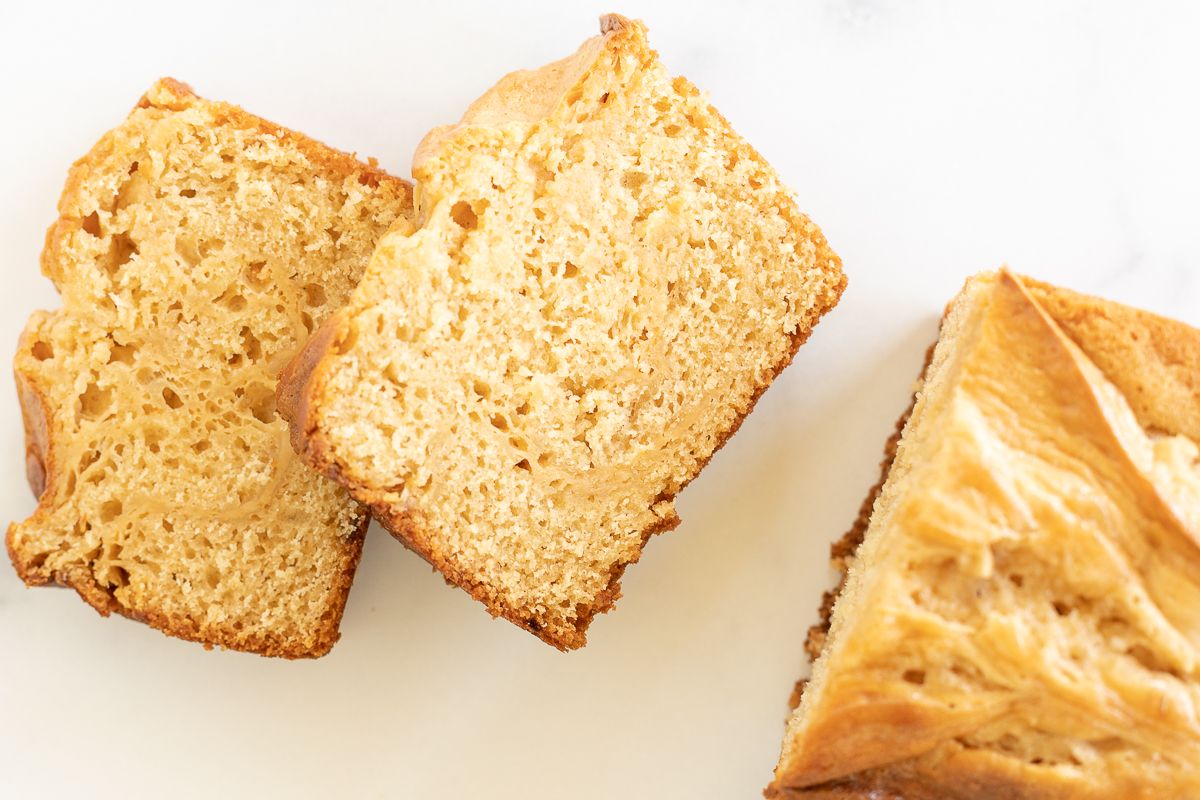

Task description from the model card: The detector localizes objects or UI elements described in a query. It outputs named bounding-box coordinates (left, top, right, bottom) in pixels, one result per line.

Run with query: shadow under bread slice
left=769, top=270, right=1200, bottom=798
left=7, top=79, right=414, bottom=657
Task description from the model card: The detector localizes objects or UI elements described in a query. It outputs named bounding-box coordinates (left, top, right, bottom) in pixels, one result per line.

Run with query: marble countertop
left=1, top=1, right=1197, bottom=798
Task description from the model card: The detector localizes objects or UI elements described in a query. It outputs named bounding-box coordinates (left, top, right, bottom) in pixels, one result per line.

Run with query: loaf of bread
left=768, top=271, right=1200, bottom=798
left=279, top=15, right=846, bottom=649
left=7, top=79, right=414, bottom=657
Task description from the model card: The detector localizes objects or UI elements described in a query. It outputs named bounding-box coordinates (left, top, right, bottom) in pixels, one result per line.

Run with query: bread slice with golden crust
left=768, top=270, right=1200, bottom=798
left=7, top=79, right=414, bottom=657
left=279, top=15, right=845, bottom=649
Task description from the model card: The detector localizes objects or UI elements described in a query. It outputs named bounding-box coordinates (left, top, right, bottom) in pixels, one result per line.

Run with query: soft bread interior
left=302, top=17, right=844, bottom=646
left=8, top=81, right=411, bottom=656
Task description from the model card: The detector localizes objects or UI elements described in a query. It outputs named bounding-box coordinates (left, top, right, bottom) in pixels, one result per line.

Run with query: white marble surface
left=1, top=1, right=1197, bottom=797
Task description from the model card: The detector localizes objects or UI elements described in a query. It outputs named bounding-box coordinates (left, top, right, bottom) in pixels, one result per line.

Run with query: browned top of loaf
left=769, top=270, right=1200, bottom=798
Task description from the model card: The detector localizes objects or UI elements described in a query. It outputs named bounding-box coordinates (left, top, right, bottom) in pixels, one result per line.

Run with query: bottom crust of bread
left=374, top=307, right=832, bottom=650
left=9, top=374, right=363, bottom=659
left=8, top=523, right=365, bottom=660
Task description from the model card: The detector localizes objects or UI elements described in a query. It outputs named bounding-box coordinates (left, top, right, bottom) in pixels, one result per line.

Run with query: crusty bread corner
left=140, top=78, right=399, bottom=190
left=767, top=762, right=1051, bottom=800
left=768, top=269, right=1200, bottom=798
left=409, top=14, right=627, bottom=180
left=279, top=14, right=845, bottom=649
left=9, top=78, right=413, bottom=657
left=1020, top=277, right=1200, bottom=441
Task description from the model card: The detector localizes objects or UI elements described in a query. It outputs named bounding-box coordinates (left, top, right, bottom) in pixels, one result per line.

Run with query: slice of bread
left=768, top=271, right=1200, bottom=798
left=279, top=15, right=845, bottom=649
left=7, top=79, right=414, bottom=657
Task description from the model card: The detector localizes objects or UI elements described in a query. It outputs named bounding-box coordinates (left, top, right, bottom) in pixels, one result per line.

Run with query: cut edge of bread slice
left=768, top=269, right=1200, bottom=798
left=279, top=14, right=846, bottom=649
left=8, top=78, right=414, bottom=657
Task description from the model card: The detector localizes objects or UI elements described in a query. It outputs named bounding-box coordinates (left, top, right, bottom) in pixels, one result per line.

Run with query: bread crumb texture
left=768, top=271, right=1200, bottom=799
left=7, top=79, right=413, bottom=657
left=283, top=16, right=845, bottom=648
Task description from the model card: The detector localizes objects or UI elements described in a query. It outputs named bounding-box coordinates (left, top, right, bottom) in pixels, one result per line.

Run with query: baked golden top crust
left=770, top=271, right=1200, bottom=798
left=7, top=79, right=413, bottom=657
left=278, top=15, right=845, bottom=649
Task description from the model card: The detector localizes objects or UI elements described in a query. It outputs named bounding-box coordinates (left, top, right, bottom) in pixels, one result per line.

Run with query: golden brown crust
left=767, top=779, right=913, bottom=800
left=15, top=360, right=51, bottom=502
left=769, top=270, right=1200, bottom=798
left=146, top=78, right=401, bottom=193
left=411, top=15, right=627, bottom=173
left=9, top=78, right=404, bottom=658
left=795, top=274, right=1200, bottom=682
left=27, top=519, right=367, bottom=659
left=1021, top=277, right=1200, bottom=441
left=41, top=78, right=409, bottom=292
left=361, top=495, right=682, bottom=649
left=768, top=755, right=1050, bottom=800
left=7, top=325, right=59, bottom=588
